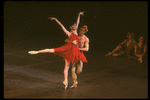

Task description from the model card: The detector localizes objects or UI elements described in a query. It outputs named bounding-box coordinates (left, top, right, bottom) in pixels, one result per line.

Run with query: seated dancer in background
left=105, top=32, right=136, bottom=58
left=65, top=25, right=89, bottom=88
left=28, top=12, right=87, bottom=89
left=134, top=35, right=147, bottom=63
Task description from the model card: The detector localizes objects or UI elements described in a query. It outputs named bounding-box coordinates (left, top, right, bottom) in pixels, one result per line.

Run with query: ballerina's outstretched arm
left=29, top=14, right=84, bottom=55
left=29, top=17, right=71, bottom=54
left=48, top=17, right=71, bottom=37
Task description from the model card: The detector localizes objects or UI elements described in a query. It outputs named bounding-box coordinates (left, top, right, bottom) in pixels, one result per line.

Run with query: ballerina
left=65, top=25, right=89, bottom=88
left=28, top=12, right=86, bottom=89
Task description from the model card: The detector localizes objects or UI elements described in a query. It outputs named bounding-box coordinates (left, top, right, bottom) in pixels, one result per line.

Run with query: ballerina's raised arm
left=76, top=12, right=84, bottom=29
left=48, top=17, right=71, bottom=37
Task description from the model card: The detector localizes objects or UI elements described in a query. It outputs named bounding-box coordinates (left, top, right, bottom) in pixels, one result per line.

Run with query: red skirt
left=54, top=43, right=87, bottom=63
left=79, top=52, right=87, bottom=63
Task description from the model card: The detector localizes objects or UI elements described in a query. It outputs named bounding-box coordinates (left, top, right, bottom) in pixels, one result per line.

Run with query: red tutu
left=54, top=34, right=87, bottom=63
left=79, top=52, right=87, bottom=63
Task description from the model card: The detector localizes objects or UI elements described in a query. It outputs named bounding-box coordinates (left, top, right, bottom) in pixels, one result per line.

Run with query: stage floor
left=4, top=44, right=148, bottom=99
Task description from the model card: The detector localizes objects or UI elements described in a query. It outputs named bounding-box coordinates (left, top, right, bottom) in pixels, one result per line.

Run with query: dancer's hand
left=48, top=17, right=56, bottom=20
left=72, top=40, right=77, bottom=45
left=79, top=12, right=84, bottom=16
left=65, top=38, right=70, bottom=43
left=28, top=51, right=38, bottom=54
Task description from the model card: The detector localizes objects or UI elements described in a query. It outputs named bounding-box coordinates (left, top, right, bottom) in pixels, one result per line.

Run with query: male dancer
left=65, top=25, right=89, bottom=88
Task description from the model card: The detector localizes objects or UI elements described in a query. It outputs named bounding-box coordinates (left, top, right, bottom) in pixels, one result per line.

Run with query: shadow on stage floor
left=4, top=42, right=148, bottom=99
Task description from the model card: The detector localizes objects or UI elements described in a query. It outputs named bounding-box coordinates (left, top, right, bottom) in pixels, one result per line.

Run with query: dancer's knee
left=112, top=53, right=119, bottom=56
left=71, top=64, right=76, bottom=72
left=64, top=65, right=69, bottom=72
left=71, top=67, right=75, bottom=72
left=76, top=63, right=83, bottom=74
left=116, top=46, right=121, bottom=50
left=47, top=49, right=54, bottom=53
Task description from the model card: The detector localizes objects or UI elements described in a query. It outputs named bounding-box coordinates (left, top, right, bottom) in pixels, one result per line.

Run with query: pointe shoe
left=28, top=51, right=38, bottom=54
left=70, top=81, right=78, bottom=88
left=63, top=81, right=68, bottom=89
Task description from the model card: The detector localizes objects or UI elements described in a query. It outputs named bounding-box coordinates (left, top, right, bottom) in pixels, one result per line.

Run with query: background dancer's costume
left=54, top=34, right=87, bottom=63
left=133, top=43, right=147, bottom=61
left=117, top=39, right=136, bottom=58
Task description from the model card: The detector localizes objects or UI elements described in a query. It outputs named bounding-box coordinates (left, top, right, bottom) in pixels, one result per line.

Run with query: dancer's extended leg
left=112, top=51, right=124, bottom=56
left=28, top=49, right=54, bottom=54
left=105, top=46, right=121, bottom=56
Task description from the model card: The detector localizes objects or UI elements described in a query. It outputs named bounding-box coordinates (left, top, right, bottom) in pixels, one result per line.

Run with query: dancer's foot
left=138, top=57, right=143, bottom=63
left=28, top=51, right=39, bottom=54
left=105, top=52, right=112, bottom=56
left=70, top=81, right=78, bottom=88
left=139, top=60, right=143, bottom=63
left=76, top=69, right=82, bottom=74
left=63, top=81, right=68, bottom=89
left=112, top=53, right=119, bottom=56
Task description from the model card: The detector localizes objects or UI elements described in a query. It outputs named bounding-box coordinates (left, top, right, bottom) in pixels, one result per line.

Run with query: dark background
left=4, top=1, right=148, bottom=52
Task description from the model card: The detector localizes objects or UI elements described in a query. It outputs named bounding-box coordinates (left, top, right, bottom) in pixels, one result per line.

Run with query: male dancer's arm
left=65, top=38, right=70, bottom=43
left=65, top=37, right=89, bottom=51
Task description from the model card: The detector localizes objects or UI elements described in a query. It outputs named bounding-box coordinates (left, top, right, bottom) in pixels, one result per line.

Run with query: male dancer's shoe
left=70, top=80, right=78, bottom=88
